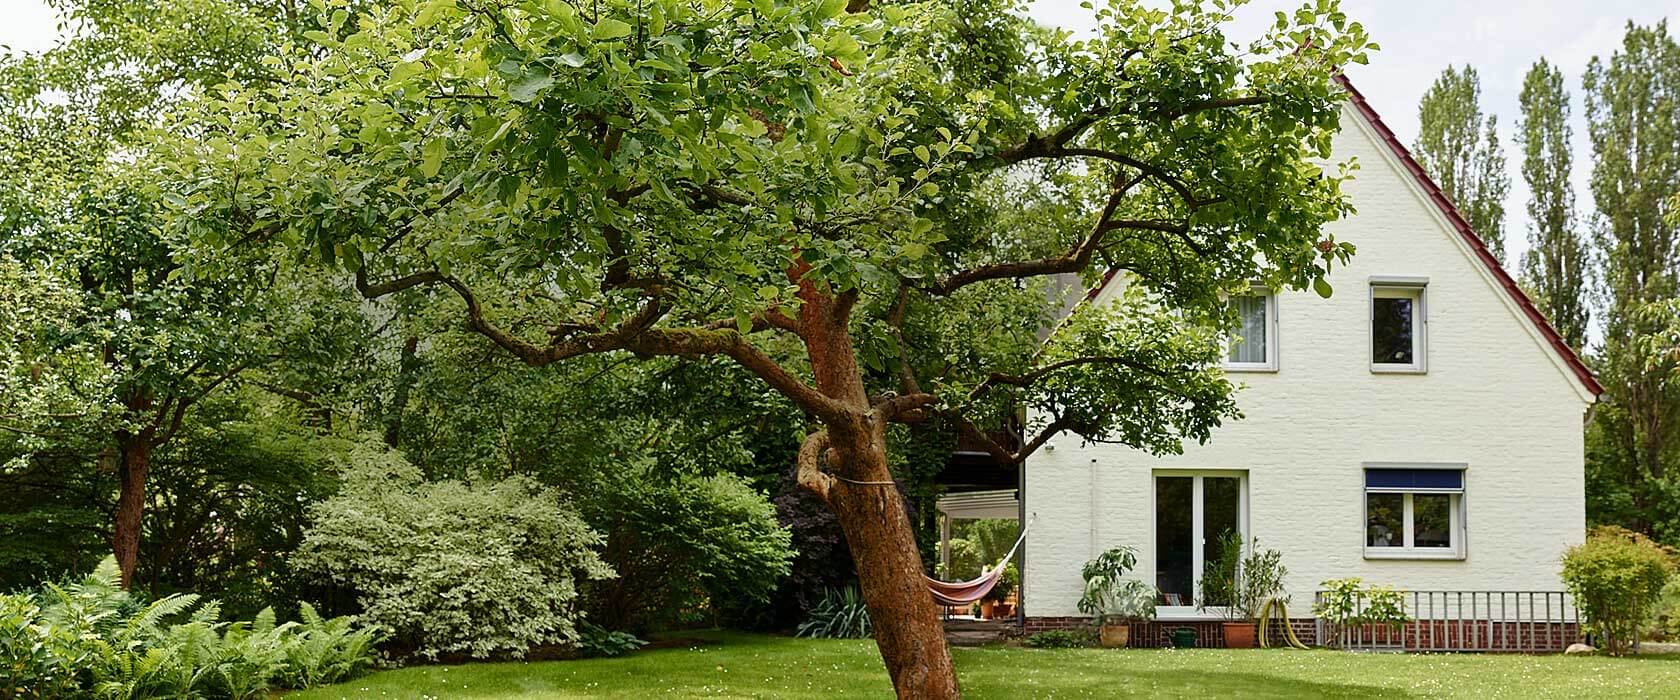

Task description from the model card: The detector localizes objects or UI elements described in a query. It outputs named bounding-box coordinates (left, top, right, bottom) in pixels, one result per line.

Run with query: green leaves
left=507, top=67, right=555, bottom=102
left=815, top=0, right=849, bottom=21
left=168, top=0, right=1368, bottom=498
left=419, top=138, right=447, bottom=178
left=593, top=18, right=634, bottom=41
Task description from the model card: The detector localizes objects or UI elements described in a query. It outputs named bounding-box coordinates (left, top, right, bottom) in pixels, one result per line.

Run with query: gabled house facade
left=1014, top=77, right=1603, bottom=649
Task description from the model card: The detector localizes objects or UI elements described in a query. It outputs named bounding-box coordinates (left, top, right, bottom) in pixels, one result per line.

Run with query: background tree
left=1582, top=20, right=1680, bottom=541
left=174, top=1, right=1373, bottom=693
left=0, top=0, right=371, bottom=588
left=1414, top=65, right=1511, bottom=261
left=1517, top=58, right=1590, bottom=350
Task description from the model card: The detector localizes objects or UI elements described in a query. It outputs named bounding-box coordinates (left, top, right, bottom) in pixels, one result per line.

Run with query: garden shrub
left=582, top=465, right=793, bottom=633
left=986, top=564, right=1019, bottom=603
left=1313, top=578, right=1410, bottom=648
left=1199, top=532, right=1289, bottom=620
left=294, top=443, right=613, bottom=659
left=797, top=586, right=873, bottom=639
left=1078, top=546, right=1156, bottom=625
left=1025, top=629, right=1096, bottom=648
left=0, top=557, right=380, bottom=699
left=1561, top=525, right=1677, bottom=653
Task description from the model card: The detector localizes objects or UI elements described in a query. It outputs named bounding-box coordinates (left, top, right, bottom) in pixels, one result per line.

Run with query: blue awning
left=1365, top=468, right=1463, bottom=492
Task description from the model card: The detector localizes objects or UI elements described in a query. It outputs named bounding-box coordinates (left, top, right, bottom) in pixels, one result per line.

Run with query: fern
left=6, top=556, right=385, bottom=699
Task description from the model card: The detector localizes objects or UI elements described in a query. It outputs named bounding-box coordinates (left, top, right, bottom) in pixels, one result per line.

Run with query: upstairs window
left=1364, top=466, right=1465, bottom=559
left=1224, top=289, right=1276, bottom=371
left=1371, top=280, right=1427, bottom=372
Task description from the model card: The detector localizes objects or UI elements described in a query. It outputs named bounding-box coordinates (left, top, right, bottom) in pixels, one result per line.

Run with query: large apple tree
left=172, top=0, right=1371, bottom=695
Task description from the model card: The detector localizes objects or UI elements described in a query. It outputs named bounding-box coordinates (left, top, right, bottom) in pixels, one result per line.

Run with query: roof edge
left=1334, top=74, right=1603, bottom=397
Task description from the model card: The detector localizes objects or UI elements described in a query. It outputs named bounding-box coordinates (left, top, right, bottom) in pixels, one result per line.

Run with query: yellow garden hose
left=1256, top=596, right=1310, bottom=649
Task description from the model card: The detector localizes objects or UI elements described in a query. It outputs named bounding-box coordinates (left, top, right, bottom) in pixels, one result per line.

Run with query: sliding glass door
left=1154, top=472, right=1246, bottom=610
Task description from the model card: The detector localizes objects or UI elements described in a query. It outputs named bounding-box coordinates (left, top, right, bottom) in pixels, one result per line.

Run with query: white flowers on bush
left=295, top=443, right=613, bottom=659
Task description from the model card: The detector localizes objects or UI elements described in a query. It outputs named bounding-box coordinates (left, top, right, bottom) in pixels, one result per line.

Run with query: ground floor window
left=1364, top=466, right=1465, bottom=558
left=1154, top=471, right=1246, bottom=609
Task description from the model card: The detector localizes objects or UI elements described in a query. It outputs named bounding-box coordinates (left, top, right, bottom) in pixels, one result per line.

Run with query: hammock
left=925, top=515, right=1035, bottom=607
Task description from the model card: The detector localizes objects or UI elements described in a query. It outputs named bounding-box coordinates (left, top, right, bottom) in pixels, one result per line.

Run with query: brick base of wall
left=1321, top=620, right=1582, bottom=652
left=1021, top=617, right=1317, bottom=648
left=1021, top=617, right=1578, bottom=652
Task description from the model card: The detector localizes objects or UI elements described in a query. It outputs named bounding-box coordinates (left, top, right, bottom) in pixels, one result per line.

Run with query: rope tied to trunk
left=833, top=475, right=898, bottom=486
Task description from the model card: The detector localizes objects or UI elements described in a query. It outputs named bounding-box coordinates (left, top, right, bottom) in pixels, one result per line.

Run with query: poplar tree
left=1414, top=65, right=1510, bottom=261
left=1517, top=58, right=1590, bottom=350
left=1583, top=21, right=1680, bottom=540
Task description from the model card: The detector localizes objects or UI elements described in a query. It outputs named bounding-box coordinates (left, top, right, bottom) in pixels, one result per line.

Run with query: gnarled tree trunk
left=824, top=430, right=959, bottom=698
left=795, top=284, right=960, bottom=699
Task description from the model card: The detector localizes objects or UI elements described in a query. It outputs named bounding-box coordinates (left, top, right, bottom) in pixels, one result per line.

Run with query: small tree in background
left=1414, top=64, right=1510, bottom=261
left=1561, top=526, right=1677, bottom=653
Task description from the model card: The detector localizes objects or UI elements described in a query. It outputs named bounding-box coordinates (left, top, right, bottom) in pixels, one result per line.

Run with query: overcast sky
left=4, top=0, right=1678, bottom=267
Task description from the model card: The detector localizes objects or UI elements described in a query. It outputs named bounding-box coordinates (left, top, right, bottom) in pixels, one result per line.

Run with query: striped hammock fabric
left=925, top=515, right=1033, bottom=606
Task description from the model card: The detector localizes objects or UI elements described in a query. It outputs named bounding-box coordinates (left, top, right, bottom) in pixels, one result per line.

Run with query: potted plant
left=1078, top=546, right=1157, bottom=648
left=982, top=564, right=1019, bottom=619
left=1198, top=531, right=1289, bottom=648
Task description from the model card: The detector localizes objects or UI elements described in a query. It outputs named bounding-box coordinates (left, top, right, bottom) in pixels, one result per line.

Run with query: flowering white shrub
left=295, top=443, right=613, bottom=659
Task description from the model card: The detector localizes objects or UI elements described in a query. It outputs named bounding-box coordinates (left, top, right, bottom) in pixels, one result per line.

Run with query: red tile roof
left=1335, top=74, right=1603, bottom=396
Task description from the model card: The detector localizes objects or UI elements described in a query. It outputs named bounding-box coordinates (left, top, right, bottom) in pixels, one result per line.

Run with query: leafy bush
left=1025, top=629, right=1095, bottom=649
left=0, top=557, right=380, bottom=699
left=1314, top=578, right=1410, bottom=648
left=1198, top=532, right=1289, bottom=621
left=294, top=444, right=613, bottom=659
left=797, top=586, right=873, bottom=639
left=577, top=622, right=647, bottom=658
left=583, top=466, right=793, bottom=632
left=1078, top=546, right=1156, bottom=624
left=986, top=564, right=1019, bottom=603
left=942, top=519, right=1021, bottom=579
left=1562, top=525, right=1677, bottom=653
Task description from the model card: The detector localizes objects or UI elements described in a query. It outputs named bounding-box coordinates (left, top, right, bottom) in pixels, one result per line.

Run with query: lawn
left=288, top=631, right=1680, bottom=699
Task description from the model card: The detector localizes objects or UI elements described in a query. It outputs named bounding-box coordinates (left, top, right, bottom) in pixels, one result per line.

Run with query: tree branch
left=946, top=411, right=1022, bottom=466
left=885, top=284, right=923, bottom=395
left=929, top=172, right=1144, bottom=295
left=967, top=355, right=1182, bottom=404
left=796, top=429, right=835, bottom=502
left=355, top=267, right=445, bottom=298
left=701, top=307, right=801, bottom=333
left=876, top=392, right=940, bottom=423
left=431, top=276, right=852, bottom=423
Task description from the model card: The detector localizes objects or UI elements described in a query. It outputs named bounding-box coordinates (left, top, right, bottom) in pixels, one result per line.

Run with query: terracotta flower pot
left=1099, top=623, right=1130, bottom=648
left=1222, top=621, right=1257, bottom=649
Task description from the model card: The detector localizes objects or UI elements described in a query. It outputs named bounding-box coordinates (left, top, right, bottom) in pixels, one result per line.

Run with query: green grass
left=287, top=631, right=1680, bottom=699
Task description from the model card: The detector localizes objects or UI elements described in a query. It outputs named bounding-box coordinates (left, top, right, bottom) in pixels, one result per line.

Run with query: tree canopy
left=166, top=1, right=1373, bottom=694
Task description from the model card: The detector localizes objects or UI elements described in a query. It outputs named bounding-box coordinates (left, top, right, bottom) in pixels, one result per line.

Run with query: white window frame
left=1222, top=287, right=1278, bottom=372
left=1361, top=463, right=1466, bottom=561
left=1150, top=470, right=1249, bottom=619
left=1369, top=276, right=1428, bottom=374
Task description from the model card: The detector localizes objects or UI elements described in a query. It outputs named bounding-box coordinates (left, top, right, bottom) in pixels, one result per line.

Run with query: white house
left=997, top=76, right=1603, bottom=649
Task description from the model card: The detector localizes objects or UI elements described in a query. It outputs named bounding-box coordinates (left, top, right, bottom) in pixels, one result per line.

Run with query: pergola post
left=939, top=513, right=951, bottom=576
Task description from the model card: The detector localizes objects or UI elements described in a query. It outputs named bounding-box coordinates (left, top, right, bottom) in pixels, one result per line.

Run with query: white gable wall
left=1022, top=105, right=1593, bottom=618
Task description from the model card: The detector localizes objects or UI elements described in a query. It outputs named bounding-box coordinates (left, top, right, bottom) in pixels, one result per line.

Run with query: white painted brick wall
left=1022, top=106, right=1594, bottom=618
